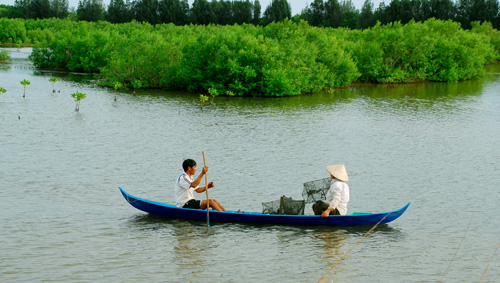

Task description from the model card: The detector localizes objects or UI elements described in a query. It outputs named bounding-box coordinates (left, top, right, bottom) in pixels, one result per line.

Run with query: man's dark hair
left=182, top=159, right=196, bottom=171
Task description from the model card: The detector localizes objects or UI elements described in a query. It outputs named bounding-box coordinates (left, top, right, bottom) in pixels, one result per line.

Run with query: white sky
left=0, top=0, right=384, bottom=15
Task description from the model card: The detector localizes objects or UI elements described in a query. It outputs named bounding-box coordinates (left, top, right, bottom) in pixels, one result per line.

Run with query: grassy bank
left=2, top=18, right=500, bottom=96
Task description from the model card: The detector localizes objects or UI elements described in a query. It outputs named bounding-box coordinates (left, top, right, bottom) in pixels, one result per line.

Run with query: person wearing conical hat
left=312, top=164, right=350, bottom=217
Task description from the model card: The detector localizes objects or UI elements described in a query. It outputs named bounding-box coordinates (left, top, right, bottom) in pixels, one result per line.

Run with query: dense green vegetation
left=1, top=18, right=499, bottom=96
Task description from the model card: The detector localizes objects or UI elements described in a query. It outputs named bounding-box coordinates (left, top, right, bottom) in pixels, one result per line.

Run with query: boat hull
left=119, top=187, right=409, bottom=226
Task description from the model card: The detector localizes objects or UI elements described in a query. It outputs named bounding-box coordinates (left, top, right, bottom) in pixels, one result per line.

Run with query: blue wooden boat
left=119, top=187, right=410, bottom=226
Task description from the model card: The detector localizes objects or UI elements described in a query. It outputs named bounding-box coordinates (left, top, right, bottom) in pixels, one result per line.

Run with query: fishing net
left=302, top=177, right=331, bottom=203
left=262, top=195, right=305, bottom=215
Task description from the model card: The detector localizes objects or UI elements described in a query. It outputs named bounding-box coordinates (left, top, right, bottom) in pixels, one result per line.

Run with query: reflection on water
left=313, top=228, right=349, bottom=259
left=125, top=213, right=217, bottom=273
left=171, top=223, right=211, bottom=272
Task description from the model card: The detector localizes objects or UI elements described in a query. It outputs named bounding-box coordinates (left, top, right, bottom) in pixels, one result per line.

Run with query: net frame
left=262, top=195, right=305, bottom=215
left=302, top=177, right=331, bottom=203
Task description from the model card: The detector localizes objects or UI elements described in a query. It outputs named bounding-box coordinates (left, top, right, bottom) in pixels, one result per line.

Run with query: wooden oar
left=202, top=151, right=209, bottom=226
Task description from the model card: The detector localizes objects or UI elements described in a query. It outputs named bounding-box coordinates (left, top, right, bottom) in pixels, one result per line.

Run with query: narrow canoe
left=119, top=187, right=410, bottom=226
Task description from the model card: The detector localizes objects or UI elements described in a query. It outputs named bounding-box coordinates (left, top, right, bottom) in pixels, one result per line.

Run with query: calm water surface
left=1, top=48, right=499, bottom=282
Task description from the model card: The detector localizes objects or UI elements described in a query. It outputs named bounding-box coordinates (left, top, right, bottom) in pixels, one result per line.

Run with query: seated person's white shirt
left=326, top=180, right=350, bottom=215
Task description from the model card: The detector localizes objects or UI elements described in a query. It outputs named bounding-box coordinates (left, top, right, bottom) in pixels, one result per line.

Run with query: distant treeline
left=1, top=18, right=497, bottom=96
left=301, top=0, right=500, bottom=30
left=1, top=0, right=499, bottom=29
left=2, top=0, right=283, bottom=25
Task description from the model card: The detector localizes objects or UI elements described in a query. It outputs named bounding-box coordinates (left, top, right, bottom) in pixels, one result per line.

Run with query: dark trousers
left=312, top=200, right=340, bottom=215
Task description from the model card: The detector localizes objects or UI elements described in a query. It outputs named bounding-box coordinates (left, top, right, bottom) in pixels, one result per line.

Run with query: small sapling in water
left=208, top=87, right=218, bottom=104
left=20, top=79, right=30, bottom=98
left=131, top=80, right=142, bottom=95
left=71, top=91, right=87, bottom=112
left=200, top=94, right=209, bottom=110
left=49, top=77, right=58, bottom=93
left=113, top=81, right=123, bottom=102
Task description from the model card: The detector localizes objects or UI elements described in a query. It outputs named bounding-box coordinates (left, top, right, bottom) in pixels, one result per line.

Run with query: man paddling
left=312, top=164, right=350, bottom=217
left=174, top=159, right=226, bottom=212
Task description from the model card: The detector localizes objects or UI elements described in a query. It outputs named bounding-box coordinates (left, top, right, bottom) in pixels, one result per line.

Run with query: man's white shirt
left=174, top=172, right=198, bottom=207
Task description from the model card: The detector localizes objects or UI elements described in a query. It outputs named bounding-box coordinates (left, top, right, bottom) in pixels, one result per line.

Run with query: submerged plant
left=49, top=77, right=57, bottom=93
left=208, top=87, right=218, bottom=104
left=226, top=90, right=235, bottom=100
left=0, top=50, right=10, bottom=62
left=71, top=91, right=87, bottom=112
left=200, top=94, right=209, bottom=110
left=0, top=87, right=6, bottom=94
left=131, top=80, right=142, bottom=95
left=20, top=79, right=30, bottom=98
left=113, top=81, right=122, bottom=102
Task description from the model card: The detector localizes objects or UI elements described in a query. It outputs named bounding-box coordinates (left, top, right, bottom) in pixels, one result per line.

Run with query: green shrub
left=0, top=50, right=10, bottom=61
left=0, top=18, right=27, bottom=43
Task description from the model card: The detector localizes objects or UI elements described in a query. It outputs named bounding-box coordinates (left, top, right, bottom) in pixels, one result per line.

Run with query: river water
left=1, top=47, right=499, bottom=282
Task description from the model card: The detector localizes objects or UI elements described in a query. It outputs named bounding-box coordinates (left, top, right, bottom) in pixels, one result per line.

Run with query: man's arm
left=195, top=182, right=214, bottom=193
left=190, top=166, right=208, bottom=188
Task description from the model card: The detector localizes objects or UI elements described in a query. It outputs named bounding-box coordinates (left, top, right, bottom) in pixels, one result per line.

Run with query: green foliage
left=131, top=79, right=143, bottom=89
left=199, top=94, right=209, bottom=109
left=0, top=50, right=10, bottom=62
left=345, top=19, right=498, bottom=83
left=77, top=0, right=106, bottom=22
left=71, top=90, right=87, bottom=102
left=29, top=21, right=113, bottom=72
left=0, top=4, right=13, bottom=18
left=471, top=21, right=500, bottom=61
left=2, top=18, right=498, bottom=96
left=112, top=81, right=123, bottom=101
left=107, top=0, right=133, bottom=23
left=113, top=81, right=123, bottom=91
left=263, top=0, right=292, bottom=25
left=0, top=87, right=6, bottom=94
left=10, top=0, right=69, bottom=20
left=49, top=77, right=57, bottom=92
left=70, top=91, right=87, bottom=111
left=208, top=87, right=218, bottom=96
left=208, top=87, right=218, bottom=103
left=0, top=18, right=27, bottom=44
left=131, top=79, right=143, bottom=95
left=200, top=94, right=209, bottom=103
left=359, top=0, right=376, bottom=29
left=20, top=79, right=30, bottom=98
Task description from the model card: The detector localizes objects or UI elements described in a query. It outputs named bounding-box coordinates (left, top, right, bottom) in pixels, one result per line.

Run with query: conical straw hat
left=326, top=164, right=349, bottom=182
